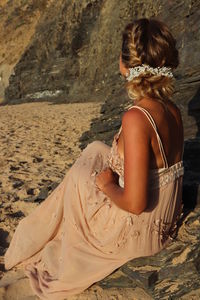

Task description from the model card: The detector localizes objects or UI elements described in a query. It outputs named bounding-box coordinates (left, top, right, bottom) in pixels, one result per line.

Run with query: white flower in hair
left=125, top=64, right=173, bottom=81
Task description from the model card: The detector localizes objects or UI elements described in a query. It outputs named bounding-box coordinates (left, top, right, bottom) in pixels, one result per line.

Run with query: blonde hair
left=121, top=18, right=179, bottom=104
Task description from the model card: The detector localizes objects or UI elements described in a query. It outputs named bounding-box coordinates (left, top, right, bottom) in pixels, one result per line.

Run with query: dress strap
left=127, top=105, right=169, bottom=169
left=117, top=125, right=122, bottom=136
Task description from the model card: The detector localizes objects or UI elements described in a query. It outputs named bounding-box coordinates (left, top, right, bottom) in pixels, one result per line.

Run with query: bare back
left=116, top=98, right=184, bottom=169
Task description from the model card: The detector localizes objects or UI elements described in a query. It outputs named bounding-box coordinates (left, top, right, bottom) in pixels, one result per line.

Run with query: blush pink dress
left=4, top=105, right=184, bottom=300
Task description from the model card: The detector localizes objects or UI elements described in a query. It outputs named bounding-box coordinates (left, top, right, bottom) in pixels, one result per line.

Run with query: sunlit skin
left=95, top=54, right=184, bottom=215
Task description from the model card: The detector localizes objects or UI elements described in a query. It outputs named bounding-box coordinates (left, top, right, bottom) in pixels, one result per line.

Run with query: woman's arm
left=102, top=109, right=150, bottom=215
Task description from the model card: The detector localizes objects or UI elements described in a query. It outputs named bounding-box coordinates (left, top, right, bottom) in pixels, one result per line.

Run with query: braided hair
left=121, top=18, right=179, bottom=104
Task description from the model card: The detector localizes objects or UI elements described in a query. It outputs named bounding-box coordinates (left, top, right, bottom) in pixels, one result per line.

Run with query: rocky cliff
left=0, top=0, right=54, bottom=102
left=1, top=0, right=200, bottom=298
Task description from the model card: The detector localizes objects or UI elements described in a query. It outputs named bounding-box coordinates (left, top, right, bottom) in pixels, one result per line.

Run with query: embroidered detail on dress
left=107, top=133, right=124, bottom=177
left=116, top=213, right=183, bottom=244
left=131, top=230, right=140, bottom=237
left=157, top=164, right=184, bottom=188
left=167, top=204, right=184, bottom=240
left=126, top=216, right=133, bottom=226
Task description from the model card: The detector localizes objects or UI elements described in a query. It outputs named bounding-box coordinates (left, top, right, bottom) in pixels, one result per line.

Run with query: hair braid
left=121, top=18, right=179, bottom=103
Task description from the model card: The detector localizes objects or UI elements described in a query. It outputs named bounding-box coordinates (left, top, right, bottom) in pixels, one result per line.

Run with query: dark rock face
left=4, top=0, right=108, bottom=103
left=0, top=0, right=51, bottom=102
left=2, top=0, right=200, bottom=298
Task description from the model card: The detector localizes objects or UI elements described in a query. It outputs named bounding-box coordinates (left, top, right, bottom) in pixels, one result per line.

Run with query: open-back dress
left=4, top=104, right=184, bottom=300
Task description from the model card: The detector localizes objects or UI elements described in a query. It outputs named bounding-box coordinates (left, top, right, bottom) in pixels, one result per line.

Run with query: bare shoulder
left=122, top=107, right=153, bottom=142
left=122, top=107, right=150, bottom=131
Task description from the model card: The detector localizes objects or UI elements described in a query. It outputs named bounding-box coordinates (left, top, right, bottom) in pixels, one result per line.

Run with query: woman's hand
left=95, top=167, right=119, bottom=192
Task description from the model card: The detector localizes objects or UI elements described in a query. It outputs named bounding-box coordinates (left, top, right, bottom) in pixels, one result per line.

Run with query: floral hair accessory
left=125, top=64, right=174, bottom=81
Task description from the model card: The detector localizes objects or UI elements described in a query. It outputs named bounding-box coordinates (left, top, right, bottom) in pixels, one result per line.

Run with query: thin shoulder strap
left=129, top=105, right=169, bottom=169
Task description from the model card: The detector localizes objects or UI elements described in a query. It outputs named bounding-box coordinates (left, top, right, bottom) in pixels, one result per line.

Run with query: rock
left=49, top=182, right=59, bottom=191
left=98, top=270, right=136, bottom=289
left=54, top=140, right=62, bottom=145
left=7, top=211, right=25, bottom=219
left=26, top=188, right=35, bottom=195
left=10, top=165, right=20, bottom=171
left=183, top=138, right=200, bottom=208
left=0, top=262, right=5, bottom=272
left=12, top=192, right=20, bottom=201
left=32, top=156, right=43, bottom=163
left=23, top=196, right=38, bottom=203
left=0, top=229, right=9, bottom=252
left=35, top=186, right=49, bottom=202
left=9, top=176, right=25, bottom=190
left=3, top=204, right=11, bottom=210
left=12, top=180, right=24, bottom=189
left=122, top=267, right=158, bottom=289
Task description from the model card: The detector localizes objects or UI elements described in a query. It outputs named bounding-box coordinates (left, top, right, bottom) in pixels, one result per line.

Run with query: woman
left=4, top=18, right=184, bottom=299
